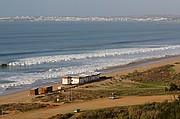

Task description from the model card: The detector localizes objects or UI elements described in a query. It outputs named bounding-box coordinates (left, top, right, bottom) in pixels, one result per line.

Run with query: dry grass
left=33, top=64, right=180, bottom=103
left=0, top=103, right=57, bottom=115
left=173, top=62, right=180, bottom=73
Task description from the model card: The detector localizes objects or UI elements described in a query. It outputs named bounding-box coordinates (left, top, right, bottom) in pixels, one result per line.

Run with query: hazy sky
left=1, top=0, right=180, bottom=17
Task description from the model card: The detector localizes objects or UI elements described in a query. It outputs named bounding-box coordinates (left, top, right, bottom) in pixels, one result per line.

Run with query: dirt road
left=0, top=95, right=176, bottom=119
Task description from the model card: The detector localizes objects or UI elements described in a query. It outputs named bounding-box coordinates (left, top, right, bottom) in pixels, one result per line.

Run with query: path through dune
left=0, top=95, right=176, bottom=119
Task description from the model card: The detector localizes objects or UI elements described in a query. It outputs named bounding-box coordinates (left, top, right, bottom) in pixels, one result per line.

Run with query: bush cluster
left=121, top=65, right=180, bottom=83
left=49, top=96, right=180, bottom=119
left=165, top=83, right=180, bottom=91
left=0, top=103, right=50, bottom=112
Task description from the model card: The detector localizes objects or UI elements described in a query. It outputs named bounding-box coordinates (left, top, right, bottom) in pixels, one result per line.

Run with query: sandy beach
left=0, top=56, right=180, bottom=119
left=104, top=55, right=180, bottom=77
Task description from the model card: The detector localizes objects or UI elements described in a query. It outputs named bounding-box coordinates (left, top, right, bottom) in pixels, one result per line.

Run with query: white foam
left=7, top=45, right=180, bottom=66
left=1, top=45, right=180, bottom=90
left=0, top=57, right=134, bottom=89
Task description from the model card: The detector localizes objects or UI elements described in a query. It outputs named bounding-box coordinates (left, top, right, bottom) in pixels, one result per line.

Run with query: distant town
left=0, top=15, right=180, bottom=22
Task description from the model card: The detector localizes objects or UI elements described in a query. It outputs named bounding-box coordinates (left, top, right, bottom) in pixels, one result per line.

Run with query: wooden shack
left=47, top=86, right=53, bottom=92
left=29, top=88, right=39, bottom=95
left=40, top=86, right=53, bottom=94
left=40, top=87, right=47, bottom=94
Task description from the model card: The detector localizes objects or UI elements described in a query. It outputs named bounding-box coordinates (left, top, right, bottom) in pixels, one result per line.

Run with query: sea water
left=0, top=21, right=180, bottom=95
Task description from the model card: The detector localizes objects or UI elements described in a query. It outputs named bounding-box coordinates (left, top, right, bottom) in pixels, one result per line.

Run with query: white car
left=109, top=95, right=116, bottom=99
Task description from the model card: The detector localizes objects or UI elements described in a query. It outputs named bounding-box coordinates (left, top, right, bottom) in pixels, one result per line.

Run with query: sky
left=1, top=0, right=180, bottom=17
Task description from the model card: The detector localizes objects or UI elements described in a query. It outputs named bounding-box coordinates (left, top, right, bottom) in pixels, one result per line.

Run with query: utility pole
left=70, top=79, right=73, bottom=101
left=71, top=87, right=73, bottom=101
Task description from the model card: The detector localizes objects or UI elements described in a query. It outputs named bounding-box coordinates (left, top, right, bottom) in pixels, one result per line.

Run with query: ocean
left=0, top=21, right=180, bottom=95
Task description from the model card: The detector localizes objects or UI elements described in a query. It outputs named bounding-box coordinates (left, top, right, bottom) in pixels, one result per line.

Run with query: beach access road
left=0, top=95, right=176, bottom=119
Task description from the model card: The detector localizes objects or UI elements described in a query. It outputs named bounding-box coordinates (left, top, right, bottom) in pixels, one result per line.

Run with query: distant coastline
left=1, top=15, right=180, bottom=22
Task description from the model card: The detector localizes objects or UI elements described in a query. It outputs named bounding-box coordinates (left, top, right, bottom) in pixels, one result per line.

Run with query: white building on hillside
left=61, top=73, right=100, bottom=85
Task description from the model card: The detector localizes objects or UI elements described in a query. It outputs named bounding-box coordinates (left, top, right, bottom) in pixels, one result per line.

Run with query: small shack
left=40, top=86, right=53, bottom=94
left=61, top=76, right=72, bottom=85
left=47, top=86, right=53, bottom=92
left=29, top=88, right=39, bottom=95
left=57, top=86, right=66, bottom=92
left=58, top=86, right=65, bottom=90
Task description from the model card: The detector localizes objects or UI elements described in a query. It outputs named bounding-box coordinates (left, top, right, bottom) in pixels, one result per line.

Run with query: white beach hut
left=61, top=73, right=100, bottom=85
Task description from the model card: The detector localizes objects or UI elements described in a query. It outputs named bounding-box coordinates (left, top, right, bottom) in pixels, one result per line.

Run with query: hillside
left=49, top=96, right=180, bottom=119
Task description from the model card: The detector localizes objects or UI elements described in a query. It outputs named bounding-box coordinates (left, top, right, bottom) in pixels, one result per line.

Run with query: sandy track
left=0, top=95, right=176, bottom=119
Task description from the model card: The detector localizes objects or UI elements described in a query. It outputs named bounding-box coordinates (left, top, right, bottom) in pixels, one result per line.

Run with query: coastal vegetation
left=34, top=64, right=180, bottom=103
left=121, top=64, right=180, bottom=83
left=0, top=62, right=179, bottom=118
left=46, top=63, right=180, bottom=119
left=49, top=96, right=180, bottom=119
left=0, top=103, right=57, bottom=115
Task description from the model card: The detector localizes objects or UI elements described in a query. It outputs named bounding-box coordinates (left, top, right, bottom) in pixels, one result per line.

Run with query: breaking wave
left=6, top=45, right=180, bottom=66
left=0, top=57, right=137, bottom=89
left=0, top=45, right=180, bottom=90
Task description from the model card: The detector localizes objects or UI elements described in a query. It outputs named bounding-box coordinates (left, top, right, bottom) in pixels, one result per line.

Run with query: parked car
left=108, top=95, right=116, bottom=99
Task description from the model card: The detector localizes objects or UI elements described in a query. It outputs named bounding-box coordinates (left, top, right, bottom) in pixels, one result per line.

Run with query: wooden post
left=0, top=109, right=3, bottom=115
